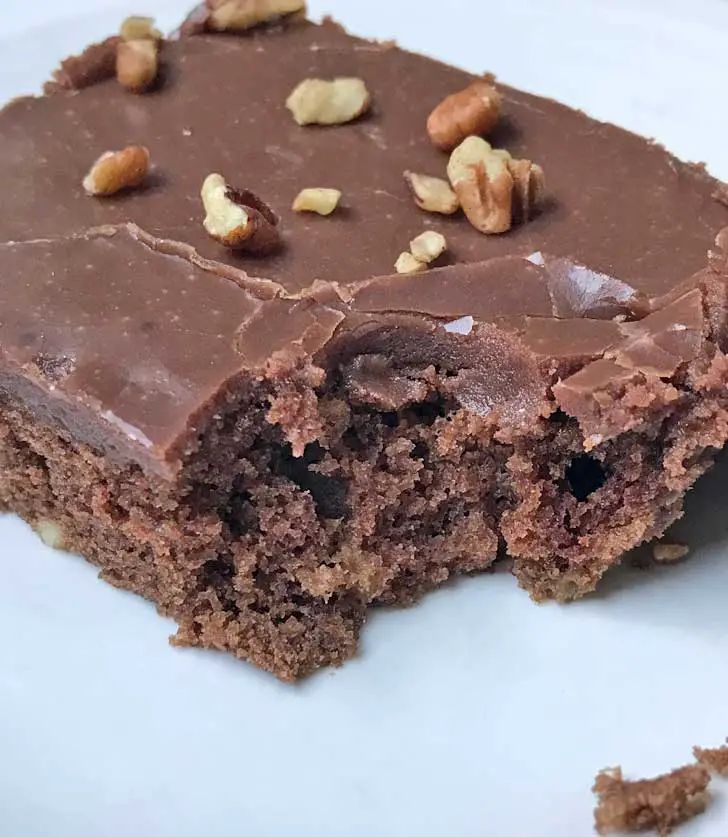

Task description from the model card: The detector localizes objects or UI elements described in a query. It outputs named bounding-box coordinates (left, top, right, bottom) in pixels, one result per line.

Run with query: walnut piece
left=117, top=39, right=159, bottom=93
left=410, top=230, right=447, bottom=264
left=593, top=765, right=710, bottom=835
left=83, top=145, right=150, bottom=196
left=207, top=0, right=306, bottom=31
left=201, top=173, right=280, bottom=253
left=34, top=519, right=66, bottom=550
left=427, top=78, right=502, bottom=151
left=404, top=171, right=459, bottom=215
left=292, top=188, right=342, bottom=215
left=395, top=252, right=427, bottom=275
left=447, top=136, right=544, bottom=234
left=286, top=78, right=371, bottom=126
left=653, top=542, right=689, bottom=563
left=120, top=15, right=162, bottom=41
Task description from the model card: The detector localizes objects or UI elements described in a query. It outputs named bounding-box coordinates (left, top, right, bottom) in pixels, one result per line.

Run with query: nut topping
left=410, top=230, right=447, bottom=264
left=83, top=145, right=150, bottom=196
left=120, top=15, right=162, bottom=41
left=201, top=173, right=281, bottom=253
left=404, top=171, right=459, bottom=215
left=286, top=78, right=371, bottom=126
left=447, top=136, right=544, bottom=234
left=508, top=157, right=546, bottom=224
left=117, top=39, right=159, bottom=93
left=292, top=188, right=342, bottom=215
left=395, top=252, right=428, bottom=275
left=395, top=230, right=448, bottom=274
left=34, top=519, right=66, bottom=550
left=207, top=0, right=306, bottom=31
left=427, top=78, right=502, bottom=151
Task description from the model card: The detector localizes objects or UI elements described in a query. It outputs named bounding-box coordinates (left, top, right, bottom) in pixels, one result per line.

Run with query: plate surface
left=2, top=2, right=728, bottom=835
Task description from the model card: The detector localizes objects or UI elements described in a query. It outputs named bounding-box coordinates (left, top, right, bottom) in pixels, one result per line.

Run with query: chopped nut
left=201, top=173, right=280, bottom=253
left=427, top=78, right=502, bottom=151
left=83, top=145, right=150, bottom=196
left=120, top=15, right=162, bottom=41
left=34, top=519, right=66, bottom=550
left=653, top=542, right=689, bottom=563
left=395, top=252, right=427, bottom=275
left=404, top=171, right=459, bottom=215
left=207, top=0, right=306, bottom=31
left=508, top=157, right=546, bottom=224
left=447, top=136, right=513, bottom=234
left=116, top=39, right=159, bottom=93
left=286, top=78, right=371, bottom=126
left=292, top=188, right=342, bottom=215
left=447, top=136, right=544, bottom=234
left=410, top=230, right=447, bottom=264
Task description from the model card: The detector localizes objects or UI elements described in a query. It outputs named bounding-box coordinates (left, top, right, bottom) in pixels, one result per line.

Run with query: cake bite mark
left=83, top=145, right=150, bottom=196
left=286, top=78, right=371, bottom=126
left=201, top=173, right=281, bottom=253
left=593, top=764, right=710, bottom=835
left=292, top=188, right=342, bottom=215
left=447, top=136, right=544, bottom=234
left=207, top=0, right=306, bottom=32
left=427, top=77, right=502, bottom=151
left=404, top=171, right=460, bottom=215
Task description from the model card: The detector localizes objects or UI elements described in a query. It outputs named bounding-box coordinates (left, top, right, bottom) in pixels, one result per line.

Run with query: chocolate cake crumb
left=593, top=764, right=710, bottom=835
left=693, top=742, right=728, bottom=776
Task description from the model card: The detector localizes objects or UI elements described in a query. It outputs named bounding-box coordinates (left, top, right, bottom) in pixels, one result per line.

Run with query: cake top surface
left=0, top=15, right=727, bottom=473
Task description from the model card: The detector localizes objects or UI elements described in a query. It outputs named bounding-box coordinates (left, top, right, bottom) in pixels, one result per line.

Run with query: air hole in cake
left=272, top=443, right=349, bottom=520
left=565, top=454, right=607, bottom=501
left=405, top=398, right=449, bottom=426
left=221, top=488, right=256, bottom=538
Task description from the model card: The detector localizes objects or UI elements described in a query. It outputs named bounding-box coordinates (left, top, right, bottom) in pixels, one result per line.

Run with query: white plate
left=2, top=2, right=728, bottom=835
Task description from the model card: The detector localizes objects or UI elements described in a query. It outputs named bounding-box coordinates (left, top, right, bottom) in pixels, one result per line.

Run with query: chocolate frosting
left=1, top=16, right=727, bottom=471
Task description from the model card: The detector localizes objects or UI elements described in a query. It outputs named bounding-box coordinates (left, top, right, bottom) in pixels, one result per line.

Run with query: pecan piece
left=410, top=231, right=447, bottom=264
left=427, top=78, right=502, bottom=151
left=447, top=137, right=544, bottom=234
left=404, top=171, right=460, bottom=215
left=286, top=78, right=371, bottom=126
left=117, top=39, right=159, bottom=93
left=207, top=0, right=306, bottom=31
left=83, top=146, right=150, bottom=196
left=292, top=188, right=342, bottom=215
left=201, top=173, right=281, bottom=253
left=395, top=252, right=428, bottom=275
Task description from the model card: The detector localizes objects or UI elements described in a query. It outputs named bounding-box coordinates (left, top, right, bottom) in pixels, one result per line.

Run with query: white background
left=2, top=2, right=728, bottom=835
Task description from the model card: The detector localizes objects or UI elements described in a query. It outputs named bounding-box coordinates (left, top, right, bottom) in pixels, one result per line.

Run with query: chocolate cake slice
left=1, top=7, right=728, bottom=679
